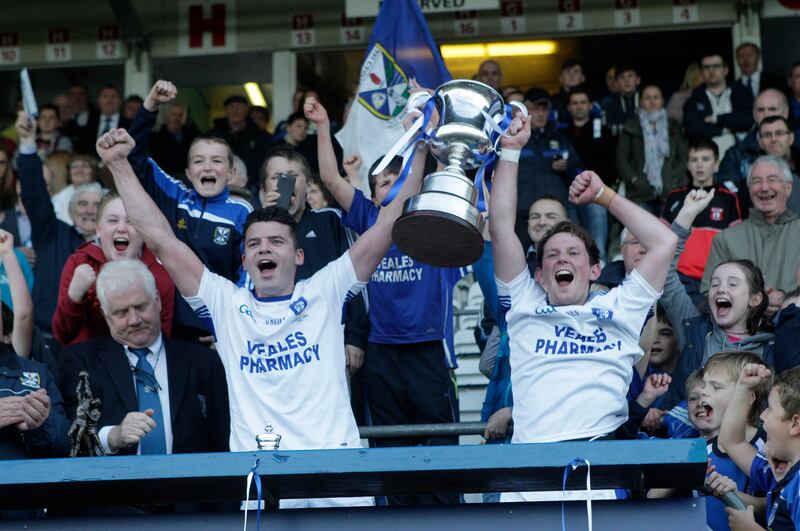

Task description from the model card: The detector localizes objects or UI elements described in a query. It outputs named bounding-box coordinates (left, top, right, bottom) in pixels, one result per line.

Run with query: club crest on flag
left=357, top=43, right=410, bottom=121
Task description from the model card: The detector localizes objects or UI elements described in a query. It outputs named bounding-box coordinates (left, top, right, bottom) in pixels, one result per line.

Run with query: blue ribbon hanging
left=380, top=98, right=435, bottom=207
left=243, top=457, right=263, bottom=531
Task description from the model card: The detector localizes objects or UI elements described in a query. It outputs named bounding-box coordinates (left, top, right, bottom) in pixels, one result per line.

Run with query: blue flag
left=335, top=0, right=450, bottom=194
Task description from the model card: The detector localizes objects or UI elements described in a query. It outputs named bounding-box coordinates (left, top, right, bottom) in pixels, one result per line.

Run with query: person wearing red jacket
left=52, top=193, right=174, bottom=345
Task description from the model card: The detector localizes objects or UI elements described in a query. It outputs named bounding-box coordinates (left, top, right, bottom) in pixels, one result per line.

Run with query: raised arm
left=488, top=115, right=531, bottom=283
left=305, top=98, right=356, bottom=211
left=97, top=129, right=204, bottom=297
left=128, top=80, right=177, bottom=177
left=569, top=171, right=678, bottom=291
left=15, top=113, right=58, bottom=246
left=719, top=363, right=770, bottom=475
left=0, top=231, right=33, bottom=358
left=347, top=141, right=427, bottom=283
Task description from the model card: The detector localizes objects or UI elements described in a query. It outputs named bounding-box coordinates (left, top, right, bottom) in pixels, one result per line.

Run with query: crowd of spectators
left=0, top=39, right=799, bottom=528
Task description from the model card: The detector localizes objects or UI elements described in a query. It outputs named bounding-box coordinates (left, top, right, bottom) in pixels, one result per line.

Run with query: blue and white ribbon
left=243, top=457, right=263, bottom=531
left=561, top=457, right=593, bottom=531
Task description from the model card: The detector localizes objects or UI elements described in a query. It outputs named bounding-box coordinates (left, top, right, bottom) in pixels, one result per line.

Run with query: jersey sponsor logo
left=535, top=305, right=557, bottom=315
left=239, top=304, right=256, bottom=323
left=240, top=333, right=321, bottom=374
left=591, top=307, right=613, bottom=320
left=213, top=226, right=231, bottom=245
left=533, top=324, right=621, bottom=355
left=20, top=372, right=40, bottom=389
left=709, top=207, right=723, bottom=221
left=290, top=297, right=308, bottom=315
left=371, top=255, right=423, bottom=283
left=176, top=218, right=188, bottom=230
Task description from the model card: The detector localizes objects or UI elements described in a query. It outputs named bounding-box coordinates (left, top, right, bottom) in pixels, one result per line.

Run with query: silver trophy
left=391, top=79, right=509, bottom=267
left=255, top=422, right=281, bottom=450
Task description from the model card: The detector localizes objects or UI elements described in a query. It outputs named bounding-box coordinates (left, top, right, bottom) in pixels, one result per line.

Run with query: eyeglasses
left=701, top=63, right=725, bottom=70
left=69, top=161, right=93, bottom=170
left=749, top=175, right=785, bottom=187
left=759, top=130, right=791, bottom=140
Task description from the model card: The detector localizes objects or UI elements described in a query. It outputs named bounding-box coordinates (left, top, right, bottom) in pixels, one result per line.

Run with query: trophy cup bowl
left=256, top=422, right=281, bottom=451
left=392, top=79, right=505, bottom=268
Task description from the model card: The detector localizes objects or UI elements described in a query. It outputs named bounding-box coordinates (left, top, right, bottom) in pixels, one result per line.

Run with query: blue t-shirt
left=750, top=451, right=777, bottom=517
left=343, top=190, right=464, bottom=355
left=706, top=431, right=766, bottom=531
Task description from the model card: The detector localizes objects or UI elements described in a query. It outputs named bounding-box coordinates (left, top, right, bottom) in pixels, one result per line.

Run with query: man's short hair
left=747, top=155, right=793, bottom=186
left=537, top=220, right=600, bottom=267
left=367, top=155, right=403, bottom=199
left=688, top=138, right=720, bottom=160
left=614, top=64, right=638, bottom=78
left=69, top=182, right=105, bottom=214
left=187, top=133, right=235, bottom=169
left=250, top=105, right=270, bottom=121
left=567, top=85, right=592, bottom=102
left=703, top=350, right=773, bottom=426
left=224, top=94, right=248, bottom=107
left=243, top=206, right=300, bottom=249
left=774, top=367, right=800, bottom=420
left=96, top=259, right=157, bottom=314
left=529, top=195, right=567, bottom=216
left=758, top=115, right=792, bottom=134
left=736, top=42, right=760, bottom=56
left=561, top=59, right=583, bottom=72
left=38, top=103, right=59, bottom=116
left=700, top=52, right=727, bottom=67
left=99, top=84, right=122, bottom=97
left=286, top=111, right=308, bottom=126
left=258, top=147, right=312, bottom=191
left=125, top=95, right=143, bottom=105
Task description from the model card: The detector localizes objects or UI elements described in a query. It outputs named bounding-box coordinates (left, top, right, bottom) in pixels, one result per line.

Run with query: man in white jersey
left=489, top=114, right=678, bottom=501
left=96, top=128, right=427, bottom=509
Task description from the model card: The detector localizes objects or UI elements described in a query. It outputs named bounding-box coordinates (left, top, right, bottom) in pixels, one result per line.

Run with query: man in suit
left=59, top=259, right=229, bottom=455
left=734, top=42, right=786, bottom=101
left=66, top=85, right=132, bottom=156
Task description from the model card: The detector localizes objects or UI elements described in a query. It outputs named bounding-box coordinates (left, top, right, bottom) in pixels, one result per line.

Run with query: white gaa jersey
left=498, top=267, right=659, bottom=443
left=185, top=253, right=365, bottom=453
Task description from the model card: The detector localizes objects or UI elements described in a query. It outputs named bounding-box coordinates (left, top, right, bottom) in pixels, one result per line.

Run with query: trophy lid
left=256, top=422, right=281, bottom=450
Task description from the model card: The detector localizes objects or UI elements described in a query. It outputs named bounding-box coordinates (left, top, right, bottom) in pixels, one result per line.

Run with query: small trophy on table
left=256, top=422, right=281, bottom=450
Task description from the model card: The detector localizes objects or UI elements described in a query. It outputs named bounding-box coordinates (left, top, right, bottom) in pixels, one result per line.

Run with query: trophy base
left=392, top=192, right=484, bottom=268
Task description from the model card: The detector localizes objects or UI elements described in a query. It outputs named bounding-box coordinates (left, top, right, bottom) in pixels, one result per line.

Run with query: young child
left=720, top=364, right=800, bottom=530
left=661, top=138, right=742, bottom=304
left=690, top=352, right=771, bottom=530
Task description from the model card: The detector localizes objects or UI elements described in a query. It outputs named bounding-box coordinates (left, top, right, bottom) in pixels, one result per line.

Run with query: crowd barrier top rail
left=0, top=439, right=706, bottom=509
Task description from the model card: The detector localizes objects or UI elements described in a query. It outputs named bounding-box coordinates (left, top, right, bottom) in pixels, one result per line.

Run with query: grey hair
left=95, top=259, right=157, bottom=314
left=754, top=89, right=788, bottom=114
left=232, top=154, right=248, bottom=180
left=747, top=155, right=793, bottom=186
left=68, top=182, right=106, bottom=214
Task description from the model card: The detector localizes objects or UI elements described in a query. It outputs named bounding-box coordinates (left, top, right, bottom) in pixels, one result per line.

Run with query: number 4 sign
left=673, top=0, right=699, bottom=23
left=557, top=0, right=583, bottom=31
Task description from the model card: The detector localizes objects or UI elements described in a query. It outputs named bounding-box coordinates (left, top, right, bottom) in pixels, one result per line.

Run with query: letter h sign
left=178, top=0, right=237, bottom=56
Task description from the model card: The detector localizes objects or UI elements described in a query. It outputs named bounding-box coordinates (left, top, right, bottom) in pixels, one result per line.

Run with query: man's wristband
left=499, top=148, right=521, bottom=163
left=594, top=185, right=617, bottom=209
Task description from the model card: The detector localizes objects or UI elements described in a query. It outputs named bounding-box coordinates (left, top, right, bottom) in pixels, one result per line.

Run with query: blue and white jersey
left=769, top=461, right=800, bottom=530
left=498, top=267, right=659, bottom=443
left=343, top=190, right=465, bottom=366
left=185, top=253, right=365, bottom=453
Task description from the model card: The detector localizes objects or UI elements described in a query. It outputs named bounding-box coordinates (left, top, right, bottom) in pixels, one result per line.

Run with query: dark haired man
left=65, top=84, right=132, bottom=155
left=489, top=113, right=676, bottom=500
left=210, top=94, right=271, bottom=180
left=550, top=59, right=585, bottom=128
left=127, top=80, right=253, bottom=338
left=684, top=53, right=753, bottom=158
left=602, top=64, right=640, bottom=138
left=733, top=42, right=785, bottom=101
left=98, top=122, right=424, bottom=508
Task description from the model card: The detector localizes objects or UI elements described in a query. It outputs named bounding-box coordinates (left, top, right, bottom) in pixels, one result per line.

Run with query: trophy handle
left=491, top=101, right=529, bottom=153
